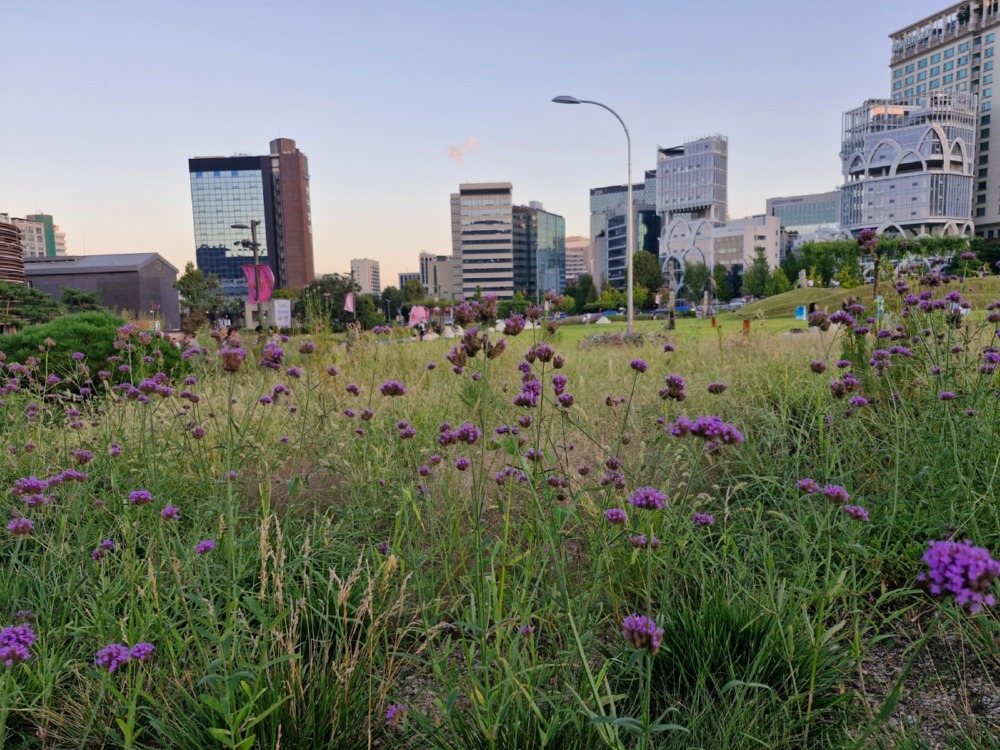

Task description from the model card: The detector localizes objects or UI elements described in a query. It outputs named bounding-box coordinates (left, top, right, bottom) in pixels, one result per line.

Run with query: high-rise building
left=9, top=214, right=67, bottom=257
left=0, top=214, right=27, bottom=285
left=564, top=236, right=592, bottom=285
left=888, top=2, right=1000, bottom=237
left=189, top=138, right=315, bottom=296
left=589, top=171, right=657, bottom=243
left=595, top=204, right=661, bottom=291
left=451, top=182, right=514, bottom=299
left=512, top=202, right=566, bottom=300
left=839, top=94, right=976, bottom=237
left=656, top=135, right=729, bottom=290
left=351, top=258, right=381, bottom=294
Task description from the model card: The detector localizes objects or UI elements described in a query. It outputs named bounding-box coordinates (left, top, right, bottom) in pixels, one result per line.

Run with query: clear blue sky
left=2, top=0, right=946, bottom=286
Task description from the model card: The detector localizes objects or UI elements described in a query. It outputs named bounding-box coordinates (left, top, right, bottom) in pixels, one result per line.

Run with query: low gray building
left=24, top=253, right=181, bottom=330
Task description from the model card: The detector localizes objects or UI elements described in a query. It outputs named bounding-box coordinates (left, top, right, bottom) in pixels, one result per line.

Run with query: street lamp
left=231, top=221, right=264, bottom=330
left=552, top=95, right=634, bottom=335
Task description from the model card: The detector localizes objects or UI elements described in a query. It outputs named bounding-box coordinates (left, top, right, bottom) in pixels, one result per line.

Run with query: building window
left=894, top=80, right=903, bottom=90
left=944, top=74, right=954, bottom=84
left=985, top=101, right=993, bottom=111
left=984, top=114, right=993, bottom=124
left=980, top=181, right=988, bottom=189
left=919, top=58, right=929, bottom=68
left=980, top=167, right=989, bottom=176
left=931, top=79, right=941, bottom=89
left=960, top=55, right=970, bottom=65
left=906, top=88, right=915, bottom=96
left=917, top=83, right=928, bottom=92
left=987, top=61, right=996, bottom=71
left=988, top=48, right=996, bottom=58
left=905, top=75, right=915, bottom=85
left=931, top=65, right=941, bottom=75
left=918, top=71, right=928, bottom=80
left=894, top=68, right=903, bottom=78
left=988, top=33, right=996, bottom=43
left=979, top=195, right=988, bottom=203
left=958, top=69, right=969, bottom=79
left=981, top=154, right=990, bottom=164
left=986, top=88, right=994, bottom=98
left=944, top=61, right=955, bottom=71
left=945, top=48, right=956, bottom=58
left=960, top=42, right=970, bottom=51
left=978, top=207, right=987, bottom=216
left=906, top=63, right=916, bottom=72
left=983, top=141, right=990, bottom=151
left=931, top=52, right=942, bottom=62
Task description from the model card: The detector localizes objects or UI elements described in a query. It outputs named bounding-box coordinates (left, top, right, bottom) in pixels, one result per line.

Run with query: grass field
left=2, top=276, right=1000, bottom=749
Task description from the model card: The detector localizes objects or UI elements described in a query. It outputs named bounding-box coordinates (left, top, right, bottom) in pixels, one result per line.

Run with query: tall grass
left=1, top=278, right=998, bottom=748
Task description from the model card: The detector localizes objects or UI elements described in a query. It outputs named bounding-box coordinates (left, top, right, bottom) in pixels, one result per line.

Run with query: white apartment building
left=450, top=182, right=514, bottom=299
left=350, top=258, right=381, bottom=295
left=889, top=1, right=1000, bottom=237
left=564, top=236, right=592, bottom=284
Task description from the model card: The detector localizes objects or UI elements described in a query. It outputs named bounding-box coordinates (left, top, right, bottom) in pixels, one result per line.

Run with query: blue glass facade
left=513, top=206, right=566, bottom=299
left=189, top=156, right=276, bottom=297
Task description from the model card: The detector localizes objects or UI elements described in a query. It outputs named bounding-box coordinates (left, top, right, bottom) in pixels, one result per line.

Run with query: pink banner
left=242, top=264, right=275, bottom=304
left=344, top=292, right=355, bottom=314
left=408, top=305, right=429, bottom=327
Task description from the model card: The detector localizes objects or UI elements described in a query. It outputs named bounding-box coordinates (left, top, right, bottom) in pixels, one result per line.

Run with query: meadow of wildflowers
left=1, top=277, right=999, bottom=748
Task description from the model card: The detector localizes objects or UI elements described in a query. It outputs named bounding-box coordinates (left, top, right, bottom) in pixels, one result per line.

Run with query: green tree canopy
left=682, top=262, right=711, bottom=300
left=764, top=267, right=793, bottom=296
left=713, top=263, right=733, bottom=302
left=741, top=247, right=771, bottom=298
left=402, top=278, right=426, bottom=303
left=174, top=262, right=222, bottom=317
left=633, top=251, right=664, bottom=293
left=0, top=281, right=64, bottom=328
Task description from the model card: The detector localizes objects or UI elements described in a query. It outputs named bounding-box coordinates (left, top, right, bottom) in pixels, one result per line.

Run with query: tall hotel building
left=350, top=258, right=381, bottom=295
left=189, top=138, right=315, bottom=296
left=888, top=2, right=1000, bottom=238
left=451, top=183, right=515, bottom=299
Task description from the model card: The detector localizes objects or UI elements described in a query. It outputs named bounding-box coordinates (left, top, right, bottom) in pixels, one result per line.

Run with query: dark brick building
left=24, top=253, right=181, bottom=329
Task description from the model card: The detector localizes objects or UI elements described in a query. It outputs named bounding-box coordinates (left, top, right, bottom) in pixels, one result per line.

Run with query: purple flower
left=692, top=513, right=716, bottom=527
left=821, top=484, right=850, bottom=504
left=6, top=517, right=34, bottom=536
left=380, top=380, right=408, bottom=397
left=426, top=362, right=437, bottom=370
left=128, top=642, right=155, bottom=662
left=629, top=533, right=661, bottom=549
left=298, top=340, right=316, bottom=354
left=939, top=391, right=957, bottom=401
left=518, top=624, right=535, bottom=637
left=109, top=443, right=123, bottom=457
left=810, top=360, right=827, bottom=374
left=377, top=541, right=390, bottom=554
left=843, top=505, right=870, bottom=522
left=346, top=383, right=360, bottom=396
left=455, top=457, right=471, bottom=471
left=557, top=393, right=575, bottom=408
left=220, top=347, right=247, bottom=373
left=621, top=614, right=664, bottom=654
left=385, top=703, right=408, bottom=730
left=797, top=478, right=820, bottom=494
left=95, top=643, right=131, bottom=673
left=628, top=486, right=668, bottom=511
left=128, top=490, right=152, bottom=506
left=1, top=624, right=37, bottom=666
left=920, top=539, right=1000, bottom=613
left=285, top=366, right=302, bottom=379
left=195, top=539, right=215, bottom=555
left=630, top=359, right=648, bottom=373
left=160, top=505, right=179, bottom=520
left=604, top=508, right=629, bottom=525
left=707, top=382, right=728, bottom=394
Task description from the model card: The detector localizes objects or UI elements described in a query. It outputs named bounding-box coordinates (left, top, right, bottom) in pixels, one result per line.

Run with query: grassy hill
left=736, top=275, right=1000, bottom=319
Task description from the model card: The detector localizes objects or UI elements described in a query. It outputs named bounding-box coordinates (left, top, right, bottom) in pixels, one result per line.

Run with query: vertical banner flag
left=655, top=294, right=662, bottom=306
left=344, top=292, right=355, bottom=314
left=242, top=265, right=275, bottom=305
left=408, top=305, right=430, bottom=327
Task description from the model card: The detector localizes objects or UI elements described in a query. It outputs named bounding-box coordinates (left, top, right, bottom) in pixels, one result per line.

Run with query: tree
left=381, top=286, right=405, bottom=321
left=0, top=281, right=64, bottom=329
left=60, top=287, right=102, bottom=313
left=402, top=278, right=425, bottom=303
left=174, top=262, right=222, bottom=319
left=713, top=263, right=733, bottom=302
left=633, top=251, right=663, bottom=294
left=682, top=262, right=711, bottom=301
left=565, top=274, right=597, bottom=315
left=741, top=247, right=771, bottom=298
left=764, top=267, right=793, bottom=296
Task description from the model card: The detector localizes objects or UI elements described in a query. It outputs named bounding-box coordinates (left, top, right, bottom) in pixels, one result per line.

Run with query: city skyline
left=2, top=1, right=950, bottom=287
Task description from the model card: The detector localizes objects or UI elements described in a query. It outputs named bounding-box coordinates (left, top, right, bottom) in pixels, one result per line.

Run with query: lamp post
left=552, top=95, right=634, bottom=335
left=231, top=221, right=264, bottom=330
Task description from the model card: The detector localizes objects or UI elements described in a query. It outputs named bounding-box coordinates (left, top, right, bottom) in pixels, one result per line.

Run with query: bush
left=0, top=311, right=187, bottom=387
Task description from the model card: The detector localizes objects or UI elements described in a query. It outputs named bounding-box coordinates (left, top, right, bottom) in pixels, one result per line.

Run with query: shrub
left=0, top=311, right=187, bottom=386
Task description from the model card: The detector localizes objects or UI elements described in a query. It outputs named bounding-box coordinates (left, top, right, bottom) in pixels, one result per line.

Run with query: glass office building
left=765, top=191, right=840, bottom=234
left=513, top=204, right=566, bottom=299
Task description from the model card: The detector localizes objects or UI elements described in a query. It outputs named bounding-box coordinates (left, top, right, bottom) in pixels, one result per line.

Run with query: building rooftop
left=23, top=253, right=178, bottom=275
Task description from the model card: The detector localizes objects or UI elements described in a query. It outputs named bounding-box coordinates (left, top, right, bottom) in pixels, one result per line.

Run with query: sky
left=2, top=0, right=950, bottom=288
